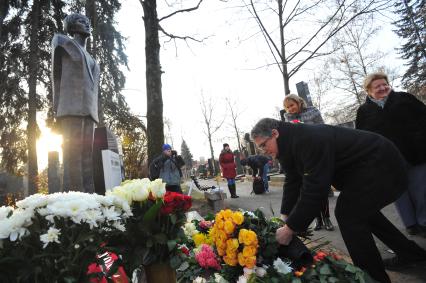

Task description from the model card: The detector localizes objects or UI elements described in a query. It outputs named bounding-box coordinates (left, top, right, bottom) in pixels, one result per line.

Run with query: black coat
left=278, top=122, right=408, bottom=232
left=356, top=91, right=426, bottom=165
left=245, top=155, right=270, bottom=177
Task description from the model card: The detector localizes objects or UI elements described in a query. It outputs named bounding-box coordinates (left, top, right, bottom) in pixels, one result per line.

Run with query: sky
left=37, top=0, right=405, bottom=170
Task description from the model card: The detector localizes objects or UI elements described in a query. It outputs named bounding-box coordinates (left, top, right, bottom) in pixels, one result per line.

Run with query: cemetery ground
left=184, top=177, right=426, bottom=283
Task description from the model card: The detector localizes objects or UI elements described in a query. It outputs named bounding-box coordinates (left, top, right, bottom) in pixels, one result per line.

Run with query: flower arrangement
left=105, top=178, right=192, bottom=275
left=0, top=192, right=131, bottom=282
left=177, top=209, right=377, bottom=283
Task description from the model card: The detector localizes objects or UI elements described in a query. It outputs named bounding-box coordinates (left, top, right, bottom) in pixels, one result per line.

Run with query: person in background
left=251, top=118, right=426, bottom=283
left=356, top=72, right=426, bottom=237
left=283, top=94, right=324, bottom=124
left=283, top=94, right=334, bottom=231
left=149, top=144, right=185, bottom=193
left=219, top=143, right=239, bottom=198
left=240, top=155, right=270, bottom=193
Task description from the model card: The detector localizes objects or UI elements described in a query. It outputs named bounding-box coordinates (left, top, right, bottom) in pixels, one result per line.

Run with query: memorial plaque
left=101, top=150, right=122, bottom=192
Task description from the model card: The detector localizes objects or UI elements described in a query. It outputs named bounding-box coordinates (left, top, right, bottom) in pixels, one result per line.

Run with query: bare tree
left=225, top=98, right=244, bottom=154
left=244, top=0, right=392, bottom=95
left=200, top=93, right=226, bottom=176
left=139, top=0, right=204, bottom=165
left=309, top=61, right=333, bottom=111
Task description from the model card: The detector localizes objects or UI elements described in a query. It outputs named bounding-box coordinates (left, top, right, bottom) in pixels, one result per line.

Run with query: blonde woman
left=283, top=94, right=334, bottom=231
left=283, top=94, right=324, bottom=124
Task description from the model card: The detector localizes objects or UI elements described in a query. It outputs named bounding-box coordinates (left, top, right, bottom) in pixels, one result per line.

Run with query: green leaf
left=319, top=264, right=332, bottom=275
left=345, top=264, right=358, bottom=273
left=167, top=240, right=177, bottom=251
left=170, top=214, right=177, bottom=224
left=142, top=201, right=162, bottom=224
left=291, top=278, right=302, bottom=283
left=328, top=277, right=340, bottom=283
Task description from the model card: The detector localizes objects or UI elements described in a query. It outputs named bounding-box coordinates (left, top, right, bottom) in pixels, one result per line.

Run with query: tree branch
left=159, top=0, right=203, bottom=22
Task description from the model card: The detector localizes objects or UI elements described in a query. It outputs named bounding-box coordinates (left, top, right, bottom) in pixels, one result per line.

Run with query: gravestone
left=101, top=150, right=122, bottom=191
left=93, top=127, right=122, bottom=195
left=296, top=81, right=313, bottom=107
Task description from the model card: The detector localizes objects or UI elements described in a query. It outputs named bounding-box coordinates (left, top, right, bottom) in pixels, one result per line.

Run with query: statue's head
left=64, top=13, right=91, bottom=37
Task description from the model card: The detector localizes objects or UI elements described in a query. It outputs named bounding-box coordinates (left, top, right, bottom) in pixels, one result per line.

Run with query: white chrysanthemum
left=0, top=206, right=13, bottom=220
left=150, top=178, right=166, bottom=199
left=183, top=222, right=198, bottom=237
left=193, top=277, right=207, bottom=283
left=273, top=258, right=292, bottom=274
left=16, top=194, right=48, bottom=209
left=102, top=206, right=121, bottom=221
left=0, top=208, right=33, bottom=241
left=40, top=227, right=61, bottom=248
left=112, top=221, right=126, bottom=232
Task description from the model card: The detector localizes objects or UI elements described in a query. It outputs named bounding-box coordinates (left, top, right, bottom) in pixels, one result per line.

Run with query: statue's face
left=70, top=16, right=91, bottom=36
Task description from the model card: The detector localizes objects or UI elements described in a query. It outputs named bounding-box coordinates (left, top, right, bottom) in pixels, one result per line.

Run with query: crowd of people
left=147, top=72, right=425, bottom=283
left=248, top=72, right=426, bottom=283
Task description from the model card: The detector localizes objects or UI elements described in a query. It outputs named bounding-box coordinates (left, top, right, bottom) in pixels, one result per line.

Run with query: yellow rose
left=224, top=220, right=235, bottom=234
left=242, top=245, right=257, bottom=257
left=238, top=229, right=248, bottom=243
left=245, top=256, right=257, bottom=269
left=218, top=230, right=228, bottom=241
left=243, top=230, right=258, bottom=246
left=223, top=254, right=238, bottom=266
left=223, top=209, right=233, bottom=219
left=226, top=238, right=239, bottom=251
left=217, top=247, right=226, bottom=256
left=232, top=212, right=244, bottom=225
left=215, top=219, right=225, bottom=230
left=238, top=252, right=246, bottom=266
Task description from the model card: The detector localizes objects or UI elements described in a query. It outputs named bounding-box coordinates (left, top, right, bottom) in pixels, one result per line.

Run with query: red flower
left=291, top=119, right=301, bottom=123
left=161, top=192, right=192, bottom=214
left=179, top=244, right=190, bottom=256
left=313, top=251, right=328, bottom=262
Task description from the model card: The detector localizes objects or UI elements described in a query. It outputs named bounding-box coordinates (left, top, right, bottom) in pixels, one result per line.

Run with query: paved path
left=186, top=178, right=426, bottom=283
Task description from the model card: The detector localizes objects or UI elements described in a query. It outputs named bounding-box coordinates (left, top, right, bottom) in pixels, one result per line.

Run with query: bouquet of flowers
left=105, top=178, right=192, bottom=275
left=177, top=209, right=377, bottom=283
left=0, top=192, right=131, bottom=282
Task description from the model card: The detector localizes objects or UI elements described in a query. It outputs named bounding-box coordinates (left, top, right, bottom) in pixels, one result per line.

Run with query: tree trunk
left=27, top=0, right=40, bottom=195
left=0, top=0, right=10, bottom=39
left=142, top=0, right=164, bottom=165
left=278, top=0, right=290, bottom=95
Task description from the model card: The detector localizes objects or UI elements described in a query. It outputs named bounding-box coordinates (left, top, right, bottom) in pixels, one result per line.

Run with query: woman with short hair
left=356, top=72, right=426, bottom=237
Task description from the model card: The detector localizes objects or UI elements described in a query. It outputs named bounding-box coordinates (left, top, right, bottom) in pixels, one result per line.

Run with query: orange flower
left=223, top=254, right=238, bottom=266
left=294, top=267, right=306, bottom=277
left=232, top=212, right=244, bottom=225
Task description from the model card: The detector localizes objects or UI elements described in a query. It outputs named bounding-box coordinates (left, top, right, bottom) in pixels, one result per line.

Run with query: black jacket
left=245, top=155, right=270, bottom=177
left=356, top=91, right=426, bottom=165
left=278, top=122, right=407, bottom=232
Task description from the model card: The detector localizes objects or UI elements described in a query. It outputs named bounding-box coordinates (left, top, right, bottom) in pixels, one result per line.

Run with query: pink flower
left=195, top=244, right=221, bottom=270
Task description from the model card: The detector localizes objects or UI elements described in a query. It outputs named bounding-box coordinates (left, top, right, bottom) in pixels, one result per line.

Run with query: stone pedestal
left=204, top=191, right=227, bottom=213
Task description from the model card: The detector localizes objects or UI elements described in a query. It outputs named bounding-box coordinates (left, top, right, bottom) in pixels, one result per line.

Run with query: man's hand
left=276, top=225, right=294, bottom=246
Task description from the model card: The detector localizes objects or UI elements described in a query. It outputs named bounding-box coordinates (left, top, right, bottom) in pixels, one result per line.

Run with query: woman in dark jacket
left=219, top=143, right=239, bottom=198
left=283, top=94, right=334, bottom=231
left=356, top=72, right=426, bottom=236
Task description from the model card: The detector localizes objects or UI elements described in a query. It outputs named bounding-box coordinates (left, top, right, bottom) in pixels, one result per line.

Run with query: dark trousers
left=166, top=185, right=182, bottom=194
left=335, top=193, right=426, bottom=283
left=61, top=116, right=95, bottom=193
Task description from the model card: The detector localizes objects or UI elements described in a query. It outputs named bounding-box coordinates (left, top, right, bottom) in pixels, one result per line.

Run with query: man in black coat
left=356, top=72, right=426, bottom=236
left=240, top=155, right=271, bottom=192
left=250, top=118, right=426, bottom=283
